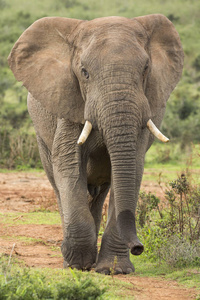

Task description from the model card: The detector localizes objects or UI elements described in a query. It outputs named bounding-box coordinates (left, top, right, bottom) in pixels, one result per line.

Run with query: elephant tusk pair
left=77, top=119, right=169, bottom=145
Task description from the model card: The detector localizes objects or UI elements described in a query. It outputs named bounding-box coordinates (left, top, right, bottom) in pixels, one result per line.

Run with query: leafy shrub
left=137, top=174, right=200, bottom=267
left=156, top=235, right=200, bottom=268
left=165, top=174, right=200, bottom=242
left=167, top=14, right=180, bottom=22
left=0, top=255, right=106, bottom=300
left=0, top=128, right=42, bottom=169
left=60, top=0, right=80, bottom=8
left=137, top=192, right=162, bottom=228
left=138, top=224, right=169, bottom=262
left=193, top=54, right=200, bottom=71
left=162, top=83, right=200, bottom=143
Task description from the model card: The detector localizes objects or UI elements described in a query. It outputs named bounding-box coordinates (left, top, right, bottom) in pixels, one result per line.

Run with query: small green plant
left=110, top=256, right=118, bottom=278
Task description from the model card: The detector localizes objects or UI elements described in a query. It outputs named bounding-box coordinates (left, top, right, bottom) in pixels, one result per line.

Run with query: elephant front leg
left=60, top=194, right=97, bottom=270
left=52, top=119, right=97, bottom=270
left=96, top=188, right=135, bottom=275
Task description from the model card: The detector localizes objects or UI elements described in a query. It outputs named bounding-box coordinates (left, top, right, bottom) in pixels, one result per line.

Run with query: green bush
left=0, top=255, right=106, bottom=300
left=165, top=175, right=200, bottom=241
left=137, top=174, right=200, bottom=268
left=137, top=191, right=163, bottom=228
left=139, top=224, right=200, bottom=267
left=156, top=235, right=200, bottom=268
left=161, top=83, right=200, bottom=144
left=0, top=128, right=41, bottom=169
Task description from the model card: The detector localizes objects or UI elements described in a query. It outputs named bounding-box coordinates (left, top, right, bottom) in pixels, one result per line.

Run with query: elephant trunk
left=101, top=101, right=144, bottom=255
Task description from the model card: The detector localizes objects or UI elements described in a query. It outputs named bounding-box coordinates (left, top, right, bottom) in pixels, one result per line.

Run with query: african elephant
left=8, top=14, right=184, bottom=274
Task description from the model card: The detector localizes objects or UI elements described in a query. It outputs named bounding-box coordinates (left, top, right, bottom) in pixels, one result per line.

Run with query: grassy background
left=0, top=0, right=200, bottom=168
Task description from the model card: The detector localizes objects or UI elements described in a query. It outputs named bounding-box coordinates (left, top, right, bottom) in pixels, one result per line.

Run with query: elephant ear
left=134, top=14, right=184, bottom=119
left=8, top=17, right=85, bottom=123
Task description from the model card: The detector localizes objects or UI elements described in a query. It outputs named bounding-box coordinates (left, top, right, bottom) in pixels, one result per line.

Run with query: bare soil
left=0, top=171, right=198, bottom=299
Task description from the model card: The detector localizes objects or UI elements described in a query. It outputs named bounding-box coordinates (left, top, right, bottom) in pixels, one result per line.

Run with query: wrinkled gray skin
left=8, top=14, right=184, bottom=274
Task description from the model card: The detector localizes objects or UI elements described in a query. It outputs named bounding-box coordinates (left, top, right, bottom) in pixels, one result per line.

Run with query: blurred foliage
left=0, top=0, right=200, bottom=168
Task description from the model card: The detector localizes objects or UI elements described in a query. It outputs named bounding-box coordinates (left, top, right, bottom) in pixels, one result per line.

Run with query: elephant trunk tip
left=117, top=210, right=144, bottom=256
left=129, top=242, right=144, bottom=256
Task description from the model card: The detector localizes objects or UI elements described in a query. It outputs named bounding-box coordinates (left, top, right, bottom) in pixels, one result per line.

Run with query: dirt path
left=0, top=171, right=198, bottom=299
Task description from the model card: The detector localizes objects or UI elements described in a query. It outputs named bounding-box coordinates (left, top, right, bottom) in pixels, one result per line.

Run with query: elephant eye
left=142, top=63, right=149, bottom=86
left=81, top=68, right=89, bottom=79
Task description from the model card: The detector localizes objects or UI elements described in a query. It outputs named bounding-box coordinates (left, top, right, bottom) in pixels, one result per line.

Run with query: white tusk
left=147, top=119, right=169, bottom=143
left=77, top=121, right=92, bottom=145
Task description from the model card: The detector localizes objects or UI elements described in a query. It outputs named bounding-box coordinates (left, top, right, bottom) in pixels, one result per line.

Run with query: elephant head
left=8, top=15, right=184, bottom=257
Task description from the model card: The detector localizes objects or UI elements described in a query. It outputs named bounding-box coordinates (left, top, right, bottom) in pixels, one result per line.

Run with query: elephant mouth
left=77, top=119, right=169, bottom=145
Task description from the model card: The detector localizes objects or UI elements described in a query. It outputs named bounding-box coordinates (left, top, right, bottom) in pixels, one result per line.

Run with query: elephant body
left=8, top=15, right=184, bottom=274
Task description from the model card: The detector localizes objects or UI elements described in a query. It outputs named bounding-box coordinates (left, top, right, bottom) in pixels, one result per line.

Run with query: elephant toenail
left=98, top=269, right=110, bottom=275
left=63, top=260, right=69, bottom=268
left=115, top=267, right=123, bottom=274
left=71, top=264, right=81, bottom=270
left=127, top=268, right=134, bottom=274
left=84, top=263, right=92, bottom=270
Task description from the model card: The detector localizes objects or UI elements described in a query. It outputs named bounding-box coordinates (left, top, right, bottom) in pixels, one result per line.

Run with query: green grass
left=0, top=255, right=134, bottom=300
left=0, top=235, right=46, bottom=244
left=131, top=255, right=200, bottom=290
left=143, top=166, right=183, bottom=182
left=143, top=142, right=200, bottom=184
left=165, top=269, right=200, bottom=289
left=0, top=169, right=45, bottom=174
left=0, top=211, right=60, bottom=226
left=0, top=254, right=199, bottom=300
left=143, top=165, right=200, bottom=184
left=145, top=143, right=200, bottom=167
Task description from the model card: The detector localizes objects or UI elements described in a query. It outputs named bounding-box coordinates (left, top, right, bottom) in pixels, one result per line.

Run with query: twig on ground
left=4, top=243, right=16, bottom=283
left=7, top=243, right=16, bottom=269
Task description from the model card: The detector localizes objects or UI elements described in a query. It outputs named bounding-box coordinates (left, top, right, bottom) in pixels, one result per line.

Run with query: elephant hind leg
left=88, top=184, right=101, bottom=198
left=88, top=183, right=110, bottom=239
left=36, top=135, right=64, bottom=231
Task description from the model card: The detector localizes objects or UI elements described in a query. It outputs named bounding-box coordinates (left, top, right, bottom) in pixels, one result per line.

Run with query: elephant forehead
left=75, top=18, right=148, bottom=58
left=83, top=16, right=131, bottom=29
left=79, top=36, right=148, bottom=71
left=78, top=17, right=143, bottom=41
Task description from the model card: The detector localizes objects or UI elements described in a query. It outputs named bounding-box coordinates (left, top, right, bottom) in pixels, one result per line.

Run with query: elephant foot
left=63, top=260, right=93, bottom=271
left=95, top=256, right=135, bottom=275
left=61, top=238, right=97, bottom=271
